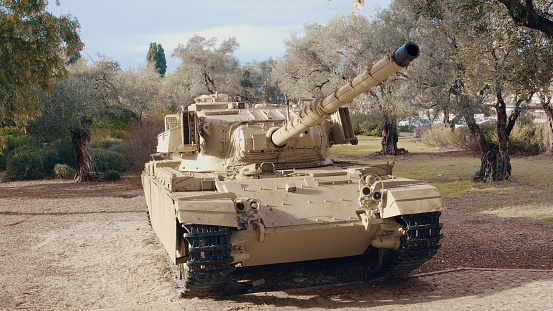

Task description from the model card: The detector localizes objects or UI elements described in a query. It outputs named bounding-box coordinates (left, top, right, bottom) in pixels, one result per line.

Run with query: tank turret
left=271, top=41, right=419, bottom=147
left=142, top=42, right=444, bottom=297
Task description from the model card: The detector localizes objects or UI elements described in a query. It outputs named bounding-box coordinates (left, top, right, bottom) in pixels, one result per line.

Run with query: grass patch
left=330, top=135, right=552, bottom=225
left=330, top=135, right=442, bottom=157
left=331, top=136, right=382, bottom=157
left=432, top=180, right=476, bottom=199
left=393, top=156, right=479, bottom=182
left=483, top=204, right=553, bottom=225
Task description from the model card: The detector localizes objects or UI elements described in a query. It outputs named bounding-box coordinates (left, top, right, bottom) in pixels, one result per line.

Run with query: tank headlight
left=373, top=192, right=382, bottom=200
left=362, top=186, right=371, bottom=196
left=236, top=202, right=246, bottom=211
left=250, top=201, right=258, bottom=209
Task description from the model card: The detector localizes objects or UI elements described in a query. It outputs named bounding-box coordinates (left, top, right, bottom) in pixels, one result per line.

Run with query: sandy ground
left=1, top=175, right=552, bottom=310
left=0, top=177, right=177, bottom=310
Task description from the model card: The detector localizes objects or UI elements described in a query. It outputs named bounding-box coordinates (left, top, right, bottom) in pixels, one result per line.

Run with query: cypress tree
left=146, top=42, right=167, bottom=77
left=146, top=43, right=158, bottom=64
left=157, top=44, right=167, bottom=77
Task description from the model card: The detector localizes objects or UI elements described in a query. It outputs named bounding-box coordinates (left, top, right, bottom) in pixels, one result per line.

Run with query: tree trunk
left=442, top=108, right=455, bottom=129
left=375, top=121, right=406, bottom=155
left=539, top=95, right=553, bottom=156
left=473, top=93, right=516, bottom=182
left=71, top=117, right=98, bottom=182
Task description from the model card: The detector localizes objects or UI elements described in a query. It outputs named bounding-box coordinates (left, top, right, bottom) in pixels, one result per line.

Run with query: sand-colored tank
left=142, top=42, right=444, bottom=296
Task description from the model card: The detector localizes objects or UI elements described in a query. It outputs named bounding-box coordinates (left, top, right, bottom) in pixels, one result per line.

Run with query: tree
left=408, top=0, right=549, bottom=181
left=169, top=35, right=241, bottom=104
left=239, top=59, right=284, bottom=103
left=113, top=63, right=163, bottom=122
left=496, top=0, right=553, bottom=37
left=146, top=42, right=167, bottom=77
left=272, top=14, right=372, bottom=100
left=29, top=57, right=127, bottom=182
left=0, top=0, right=83, bottom=126
left=367, top=2, right=422, bottom=155
left=495, top=0, right=553, bottom=155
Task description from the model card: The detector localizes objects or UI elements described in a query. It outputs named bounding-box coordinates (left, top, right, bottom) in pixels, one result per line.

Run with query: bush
left=420, top=118, right=548, bottom=155
left=96, top=139, right=122, bottom=153
left=54, top=163, right=77, bottom=179
left=120, top=119, right=164, bottom=172
left=4, top=146, right=47, bottom=181
left=35, top=138, right=77, bottom=175
left=509, top=118, right=547, bottom=155
left=102, top=170, right=121, bottom=181
left=421, top=126, right=475, bottom=150
left=350, top=112, right=383, bottom=136
left=93, top=148, right=127, bottom=173
left=0, top=127, right=32, bottom=170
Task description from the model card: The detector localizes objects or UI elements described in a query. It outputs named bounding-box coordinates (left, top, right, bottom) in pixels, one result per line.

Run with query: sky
left=48, top=0, right=391, bottom=73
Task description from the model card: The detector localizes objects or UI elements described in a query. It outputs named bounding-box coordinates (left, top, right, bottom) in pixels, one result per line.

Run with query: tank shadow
left=216, top=268, right=553, bottom=309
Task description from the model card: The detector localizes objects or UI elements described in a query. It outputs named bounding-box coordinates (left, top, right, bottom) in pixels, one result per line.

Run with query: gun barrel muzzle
left=392, top=42, right=419, bottom=67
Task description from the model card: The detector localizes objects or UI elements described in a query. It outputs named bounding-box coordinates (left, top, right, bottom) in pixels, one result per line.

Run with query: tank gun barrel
left=271, top=42, right=419, bottom=147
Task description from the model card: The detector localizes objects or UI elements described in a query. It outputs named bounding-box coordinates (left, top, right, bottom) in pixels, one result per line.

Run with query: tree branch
left=496, top=0, right=553, bottom=37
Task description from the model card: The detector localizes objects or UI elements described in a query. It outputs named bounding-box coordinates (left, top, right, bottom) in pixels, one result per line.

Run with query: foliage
left=93, top=105, right=137, bottom=140
left=0, top=0, right=83, bottom=126
left=350, top=112, right=383, bottom=136
left=509, top=118, right=548, bottom=155
left=92, top=147, right=127, bottom=173
left=421, top=126, right=477, bottom=150
left=240, top=59, right=284, bottom=103
left=101, top=170, right=121, bottom=181
left=112, top=64, right=162, bottom=121
left=4, top=146, right=46, bottom=181
left=3, top=136, right=75, bottom=181
left=27, top=59, right=104, bottom=143
left=271, top=14, right=373, bottom=100
left=495, top=0, right=553, bottom=38
left=146, top=42, right=167, bottom=77
left=0, top=127, right=32, bottom=170
left=54, top=163, right=77, bottom=179
left=120, top=119, right=164, bottom=172
left=420, top=119, right=547, bottom=155
left=168, top=35, right=241, bottom=105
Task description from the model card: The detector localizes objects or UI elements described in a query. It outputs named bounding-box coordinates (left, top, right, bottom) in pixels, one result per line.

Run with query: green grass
left=331, top=135, right=442, bottom=157
left=330, top=135, right=553, bottom=225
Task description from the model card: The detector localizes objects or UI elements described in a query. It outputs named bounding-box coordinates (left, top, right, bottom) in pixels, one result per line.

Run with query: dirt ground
left=1, top=170, right=552, bottom=310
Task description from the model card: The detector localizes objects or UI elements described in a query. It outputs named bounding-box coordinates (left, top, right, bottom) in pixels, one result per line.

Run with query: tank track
left=180, top=225, right=235, bottom=297
left=383, top=211, right=443, bottom=276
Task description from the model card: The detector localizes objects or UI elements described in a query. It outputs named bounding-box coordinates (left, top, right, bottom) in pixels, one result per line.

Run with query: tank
left=142, top=42, right=444, bottom=296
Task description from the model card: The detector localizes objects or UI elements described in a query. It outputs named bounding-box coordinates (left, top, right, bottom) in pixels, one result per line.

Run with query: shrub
left=420, top=118, right=548, bottom=155
left=421, top=126, right=475, bottom=150
left=0, top=127, right=32, bottom=170
left=54, top=163, right=77, bottom=179
left=120, top=119, right=164, bottom=172
left=96, top=139, right=122, bottom=153
left=35, top=138, right=77, bottom=175
left=4, top=146, right=46, bottom=181
left=93, top=148, right=127, bottom=173
left=102, top=170, right=121, bottom=181
left=509, top=118, right=547, bottom=155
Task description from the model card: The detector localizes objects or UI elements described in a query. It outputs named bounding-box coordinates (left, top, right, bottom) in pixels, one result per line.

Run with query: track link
left=180, top=225, right=235, bottom=297
left=384, top=211, right=443, bottom=275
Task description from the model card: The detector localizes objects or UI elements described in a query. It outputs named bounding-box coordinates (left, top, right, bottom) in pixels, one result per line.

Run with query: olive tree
left=495, top=0, right=553, bottom=155
left=0, top=0, right=82, bottom=126
left=168, top=35, right=242, bottom=105
left=113, top=63, right=163, bottom=122
left=239, top=59, right=284, bottom=104
left=409, top=0, right=551, bottom=181
left=28, top=57, right=129, bottom=182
